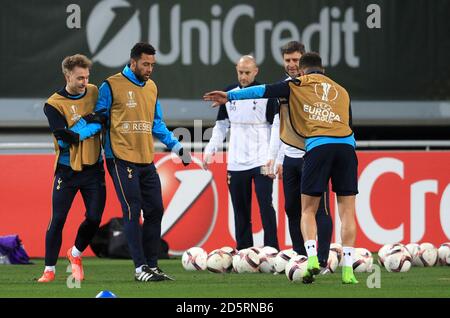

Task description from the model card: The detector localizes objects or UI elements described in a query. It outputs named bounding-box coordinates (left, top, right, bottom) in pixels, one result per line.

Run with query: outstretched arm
left=203, top=81, right=291, bottom=107
left=202, top=91, right=228, bottom=107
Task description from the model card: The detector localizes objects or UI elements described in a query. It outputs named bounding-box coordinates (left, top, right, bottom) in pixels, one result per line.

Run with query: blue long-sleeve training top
left=95, top=65, right=181, bottom=159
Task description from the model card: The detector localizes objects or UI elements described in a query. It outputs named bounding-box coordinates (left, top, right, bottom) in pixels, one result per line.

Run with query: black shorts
left=301, top=144, right=358, bottom=196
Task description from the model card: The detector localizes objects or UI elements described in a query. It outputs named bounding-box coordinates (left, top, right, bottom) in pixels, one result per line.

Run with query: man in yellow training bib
left=204, top=52, right=358, bottom=285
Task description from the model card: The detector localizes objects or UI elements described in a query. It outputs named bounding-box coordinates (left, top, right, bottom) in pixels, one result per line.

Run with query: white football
left=232, top=249, right=248, bottom=272
left=212, top=248, right=233, bottom=272
left=353, top=248, right=373, bottom=272
left=220, top=246, right=238, bottom=256
left=384, top=247, right=412, bottom=272
left=206, top=250, right=232, bottom=273
left=258, top=246, right=279, bottom=273
left=413, top=243, right=438, bottom=267
left=273, top=249, right=298, bottom=273
left=330, top=243, right=343, bottom=265
left=248, top=246, right=262, bottom=254
left=232, top=254, right=241, bottom=272
left=325, top=251, right=339, bottom=273
left=222, top=252, right=233, bottom=272
left=405, top=243, right=420, bottom=260
left=236, top=249, right=260, bottom=273
left=285, top=255, right=308, bottom=282
left=378, top=243, right=403, bottom=267
left=438, top=243, right=450, bottom=266
left=377, top=244, right=391, bottom=266
left=182, top=247, right=207, bottom=271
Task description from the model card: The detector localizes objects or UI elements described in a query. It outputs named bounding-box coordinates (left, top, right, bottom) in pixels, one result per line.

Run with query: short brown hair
left=61, top=54, right=92, bottom=75
left=281, top=41, right=306, bottom=56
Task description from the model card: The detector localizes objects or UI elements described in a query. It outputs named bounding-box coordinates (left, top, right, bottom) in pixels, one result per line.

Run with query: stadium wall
left=1, top=151, right=449, bottom=257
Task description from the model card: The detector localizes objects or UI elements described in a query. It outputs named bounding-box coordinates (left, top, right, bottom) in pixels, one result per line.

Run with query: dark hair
left=281, top=41, right=306, bottom=56
left=299, top=52, right=323, bottom=69
left=61, top=54, right=92, bottom=75
left=130, top=42, right=156, bottom=60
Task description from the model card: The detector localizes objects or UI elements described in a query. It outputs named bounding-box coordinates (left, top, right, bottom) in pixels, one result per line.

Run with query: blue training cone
left=95, top=290, right=117, bottom=298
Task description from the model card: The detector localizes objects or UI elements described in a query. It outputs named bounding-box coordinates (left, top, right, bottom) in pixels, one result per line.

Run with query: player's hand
left=265, top=160, right=276, bottom=179
left=203, top=91, right=228, bottom=108
left=202, top=153, right=213, bottom=170
left=275, top=163, right=283, bottom=179
left=83, top=112, right=106, bottom=125
left=53, top=129, right=80, bottom=144
left=178, top=148, right=192, bottom=166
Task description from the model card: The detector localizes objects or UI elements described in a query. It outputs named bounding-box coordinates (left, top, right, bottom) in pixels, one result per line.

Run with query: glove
left=178, top=147, right=192, bottom=167
left=70, top=118, right=87, bottom=133
left=83, top=112, right=106, bottom=125
left=53, top=129, right=80, bottom=144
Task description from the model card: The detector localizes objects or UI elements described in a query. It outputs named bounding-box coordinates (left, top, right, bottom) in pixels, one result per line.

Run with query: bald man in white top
left=203, top=56, right=279, bottom=250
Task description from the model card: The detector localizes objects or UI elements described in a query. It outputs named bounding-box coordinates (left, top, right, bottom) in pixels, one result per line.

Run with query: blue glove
left=69, top=118, right=101, bottom=141
left=70, top=118, right=87, bottom=133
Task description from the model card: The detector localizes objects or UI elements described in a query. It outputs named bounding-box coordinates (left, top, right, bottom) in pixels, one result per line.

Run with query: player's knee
left=144, top=206, right=163, bottom=222
left=284, top=201, right=300, bottom=217
left=122, top=208, right=141, bottom=222
left=48, top=216, right=66, bottom=231
left=156, top=206, right=163, bottom=219
left=285, top=209, right=300, bottom=222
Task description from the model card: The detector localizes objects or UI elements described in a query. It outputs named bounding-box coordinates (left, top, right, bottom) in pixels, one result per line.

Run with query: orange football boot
left=67, top=248, right=84, bottom=281
left=37, top=270, right=55, bottom=283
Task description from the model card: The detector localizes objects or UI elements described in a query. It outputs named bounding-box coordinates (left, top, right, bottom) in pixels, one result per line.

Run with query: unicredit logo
left=156, top=154, right=218, bottom=255
left=86, top=0, right=141, bottom=68
left=86, top=1, right=360, bottom=68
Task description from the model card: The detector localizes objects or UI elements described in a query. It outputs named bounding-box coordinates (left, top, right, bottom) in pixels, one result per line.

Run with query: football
left=273, top=249, right=298, bottom=274
left=405, top=243, right=419, bottom=260
left=182, top=247, right=208, bottom=271
left=325, top=250, right=339, bottom=273
left=413, top=243, right=438, bottom=267
left=232, top=249, right=248, bottom=272
left=378, top=243, right=404, bottom=267
left=258, top=246, right=279, bottom=273
left=206, top=249, right=232, bottom=273
left=220, top=246, right=238, bottom=256
left=438, top=243, right=450, bottom=266
left=285, top=255, right=308, bottom=282
left=236, top=249, right=259, bottom=273
left=330, top=243, right=343, bottom=265
left=353, top=247, right=373, bottom=272
left=384, top=247, right=412, bottom=272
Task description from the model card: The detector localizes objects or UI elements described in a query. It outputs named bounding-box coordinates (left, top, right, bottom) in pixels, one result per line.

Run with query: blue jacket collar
left=122, top=64, right=146, bottom=87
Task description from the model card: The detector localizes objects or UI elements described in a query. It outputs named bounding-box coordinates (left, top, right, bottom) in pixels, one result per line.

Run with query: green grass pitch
left=0, top=257, right=449, bottom=298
